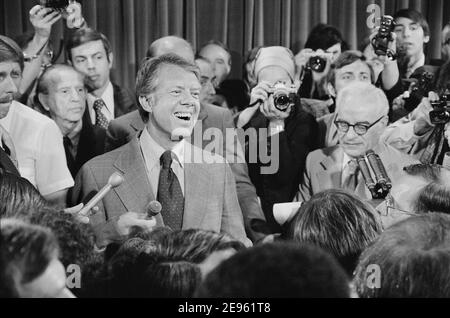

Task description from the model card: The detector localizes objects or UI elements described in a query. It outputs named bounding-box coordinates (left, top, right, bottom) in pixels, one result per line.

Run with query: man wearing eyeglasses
left=297, top=82, right=418, bottom=203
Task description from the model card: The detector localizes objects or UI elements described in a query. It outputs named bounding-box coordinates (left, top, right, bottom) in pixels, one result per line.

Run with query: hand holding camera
left=29, top=4, right=62, bottom=40
left=35, top=0, right=84, bottom=29
left=250, top=81, right=297, bottom=122
left=371, top=15, right=397, bottom=61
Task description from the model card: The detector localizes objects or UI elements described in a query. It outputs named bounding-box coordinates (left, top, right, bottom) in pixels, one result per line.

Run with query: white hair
left=336, top=82, right=389, bottom=117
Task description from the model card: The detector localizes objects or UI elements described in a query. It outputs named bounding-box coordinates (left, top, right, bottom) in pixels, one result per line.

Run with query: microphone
left=146, top=200, right=162, bottom=218
left=366, top=150, right=392, bottom=193
left=78, top=172, right=124, bottom=217
left=357, top=156, right=377, bottom=197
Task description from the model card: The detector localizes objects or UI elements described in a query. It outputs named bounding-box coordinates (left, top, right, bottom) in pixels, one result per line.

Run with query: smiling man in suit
left=104, top=36, right=268, bottom=243
left=71, top=54, right=250, bottom=247
left=298, top=82, right=418, bottom=204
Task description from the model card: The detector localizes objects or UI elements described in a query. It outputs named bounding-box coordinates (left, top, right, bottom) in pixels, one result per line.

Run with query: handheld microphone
left=146, top=200, right=162, bottom=217
left=78, top=172, right=124, bottom=217
left=357, top=156, right=377, bottom=197
left=366, top=150, right=392, bottom=192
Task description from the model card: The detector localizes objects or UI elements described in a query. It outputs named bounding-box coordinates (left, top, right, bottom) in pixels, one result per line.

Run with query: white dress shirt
left=87, top=81, right=115, bottom=125
left=139, top=128, right=185, bottom=198
left=0, top=101, right=74, bottom=195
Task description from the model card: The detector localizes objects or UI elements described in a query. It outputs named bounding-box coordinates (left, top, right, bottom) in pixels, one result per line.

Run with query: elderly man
left=105, top=36, right=268, bottom=242
left=36, top=64, right=105, bottom=178
left=0, top=36, right=73, bottom=205
left=65, top=28, right=136, bottom=129
left=71, top=54, right=250, bottom=247
left=237, top=46, right=319, bottom=231
left=298, top=82, right=418, bottom=204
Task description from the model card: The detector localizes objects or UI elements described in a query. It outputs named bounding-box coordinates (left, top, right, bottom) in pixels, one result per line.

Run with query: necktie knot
left=161, top=151, right=173, bottom=169
left=93, top=99, right=105, bottom=111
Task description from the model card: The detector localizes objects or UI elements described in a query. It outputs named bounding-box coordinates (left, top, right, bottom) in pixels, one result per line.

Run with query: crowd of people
left=2, top=2, right=450, bottom=298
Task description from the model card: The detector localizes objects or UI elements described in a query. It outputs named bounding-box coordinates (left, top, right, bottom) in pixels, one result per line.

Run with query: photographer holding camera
left=237, top=46, right=319, bottom=232
left=294, top=24, right=348, bottom=118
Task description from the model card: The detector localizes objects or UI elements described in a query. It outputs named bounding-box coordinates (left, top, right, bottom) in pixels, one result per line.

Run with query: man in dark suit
left=65, top=28, right=136, bottom=129
left=0, top=127, right=19, bottom=176
left=36, top=64, right=105, bottom=178
left=104, top=36, right=268, bottom=242
left=71, top=54, right=250, bottom=247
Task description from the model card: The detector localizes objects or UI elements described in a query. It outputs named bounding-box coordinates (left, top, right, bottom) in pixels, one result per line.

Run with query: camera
left=430, top=92, right=450, bottom=125
left=39, top=0, right=72, bottom=12
left=272, top=82, right=297, bottom=112
left=305, top=52, right=333, bottom=73
left=403, top=71, right=434, bottom=112
left=371, top=15, right=396, bottom=60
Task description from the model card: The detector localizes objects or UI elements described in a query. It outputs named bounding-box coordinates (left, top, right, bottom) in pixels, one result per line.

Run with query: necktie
left=157, top=150, right=184, bottom=230
left=93, top=99, right=109, bottom=129
left=342, top=159, right=359, bottom=191
left=63, top=136, right=76, bottom=176
left=0, top=124, right=18, bottom=171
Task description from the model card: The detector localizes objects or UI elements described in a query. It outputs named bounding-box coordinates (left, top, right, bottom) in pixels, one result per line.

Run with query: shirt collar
left=139, top=128, right=185, bottom=171
left=88, top=81, right=114, bottom=113
left=407, top=53, right=426, bottom=77
left=342, top=151, right=352, bottom=170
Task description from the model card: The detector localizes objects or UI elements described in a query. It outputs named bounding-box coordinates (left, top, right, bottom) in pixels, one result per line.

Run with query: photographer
left=383, top=60, right=450, bottom=165
left=295, top=24, right=348, bottom=118
left=237, top=46, right=319, bottom=232
left=18, top=1, right=86, bottom=108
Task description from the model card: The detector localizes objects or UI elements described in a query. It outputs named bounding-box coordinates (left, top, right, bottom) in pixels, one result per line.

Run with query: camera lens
left=274, top=94, right=290, bottom=111
left=308, top=56, right=327, bottom=73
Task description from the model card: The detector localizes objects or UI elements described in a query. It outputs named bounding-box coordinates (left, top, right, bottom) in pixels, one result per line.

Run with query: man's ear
left=327, top=82, right=337, bottom=98
left=424, top=35, right=430, bottom=44
left=139, top=95, right=153, bottom=113
left=37, top=94, right=50, bottom=112
left=108, top=52, right=114, bottom=69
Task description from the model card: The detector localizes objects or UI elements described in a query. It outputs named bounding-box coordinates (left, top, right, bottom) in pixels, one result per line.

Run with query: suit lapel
left=317, top=146, right=343, bottom=190
left=113, top=83, right=136, bottom=118
left=112, top=137, right=164, bottom=226
left=183, top=145, right=210, bottom=228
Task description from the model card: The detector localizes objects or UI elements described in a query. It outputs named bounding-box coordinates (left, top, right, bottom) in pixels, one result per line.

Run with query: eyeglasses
left=334, top=116, right=384, bottom=136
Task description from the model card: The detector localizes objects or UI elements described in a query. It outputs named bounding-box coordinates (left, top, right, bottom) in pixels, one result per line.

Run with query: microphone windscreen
left=147, top=200, right=162, bottom=217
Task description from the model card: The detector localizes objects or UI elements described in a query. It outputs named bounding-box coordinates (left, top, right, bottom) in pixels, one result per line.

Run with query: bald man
left=104, top=36, right=269, bottom=242
left=298, top=82, right=418, bottom=204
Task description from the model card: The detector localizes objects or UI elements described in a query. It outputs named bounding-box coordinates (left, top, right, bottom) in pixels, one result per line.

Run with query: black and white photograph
left=1, top=0, right=450, bottom=302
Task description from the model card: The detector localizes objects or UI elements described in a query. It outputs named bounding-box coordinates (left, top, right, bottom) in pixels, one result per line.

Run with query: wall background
left=1, top=0, right=449, bottom=91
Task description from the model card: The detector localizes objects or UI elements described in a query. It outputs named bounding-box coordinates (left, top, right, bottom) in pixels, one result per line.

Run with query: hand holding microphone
left=78, top=172, right=124, bottom=217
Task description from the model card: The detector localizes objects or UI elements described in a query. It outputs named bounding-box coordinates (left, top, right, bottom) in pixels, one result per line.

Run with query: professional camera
left=371, top=15, right=396, bottom=60
left=403, top=71, right=434, bottom=112
left=430, top=92, right=450, bottom=125
left=272, top=82, right=297, bottom=112
left=39, top=0, right=72, bottom=13
left=305, top=52, right=333, bottom=73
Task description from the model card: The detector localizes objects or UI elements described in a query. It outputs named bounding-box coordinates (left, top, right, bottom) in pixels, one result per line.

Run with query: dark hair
left=29, top=207, right=96, bottom=270
left=115, top=229, right=244, bottom=297
left=199, top=40, right=232, bottom=66
left=403, top=164, right=450, bottom=213
left=135, top=53, right=199, bottom=122
left=354, top=213, right=450, bottom=297
left=287, top=189, right=382, bottom=276
left=394, top=9, right=430, bottom=37
left=65, top=28, right=112, bottom=63
left=0, top=219, right=59, bottom=297
left=195, top=242, right=350, bottom=298
left=0, top=35, right=24, bottom=71
left=327, top=50, right=376, bottom=87
left=0, top=172, right=50, bottom=220
left=304, top=24, right=349, bottom=52
left=133, top=253, right=202, bottom=298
